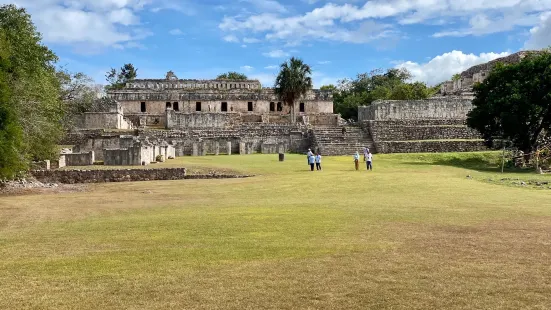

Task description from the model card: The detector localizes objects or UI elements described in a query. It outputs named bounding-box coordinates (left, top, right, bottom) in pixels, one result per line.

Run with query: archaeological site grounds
left=1, top=54, right=551, bottom=309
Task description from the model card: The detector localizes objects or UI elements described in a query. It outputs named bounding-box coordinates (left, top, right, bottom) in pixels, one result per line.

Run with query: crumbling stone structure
left=439, top=51, right=542, bottom=97
left=359, top=99, right=485, bottom=153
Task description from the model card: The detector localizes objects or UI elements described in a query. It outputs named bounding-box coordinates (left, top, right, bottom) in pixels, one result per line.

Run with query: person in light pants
left=366, top=151, right=373, bottom=171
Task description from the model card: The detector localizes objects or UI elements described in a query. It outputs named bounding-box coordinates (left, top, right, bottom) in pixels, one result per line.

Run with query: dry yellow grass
left=0, top=153, right=550, bottom=309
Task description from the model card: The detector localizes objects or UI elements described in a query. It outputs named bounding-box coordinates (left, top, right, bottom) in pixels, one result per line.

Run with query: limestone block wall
left=74, top=134, right=136, bottom=161
left=358, top=99, right=473, bottom=121
left=167, top=112, right=241, bottom=129
left=376, top=140, right=487, bottom=153
left=104, top=147, right=144, bottom=166
left=364, top=120, right=481, bottom=141
left=63, top=151, right=95, bottom=166
left=81, top=112, right=132, bottom=129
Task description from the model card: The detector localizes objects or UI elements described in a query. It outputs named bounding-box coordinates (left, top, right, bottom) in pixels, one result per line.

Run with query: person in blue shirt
left=308, top=153, right=316, bottom=171
left=315, top=153, right=322, bottom=170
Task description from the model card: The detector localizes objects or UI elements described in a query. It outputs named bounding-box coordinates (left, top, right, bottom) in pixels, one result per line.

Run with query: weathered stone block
left=214, top=141, right=220, bottom=155
left=192, top=143, right=199, bottom=156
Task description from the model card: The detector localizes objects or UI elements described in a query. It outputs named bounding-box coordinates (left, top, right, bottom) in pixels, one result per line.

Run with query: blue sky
left=6, top=0, right=551, bottom=87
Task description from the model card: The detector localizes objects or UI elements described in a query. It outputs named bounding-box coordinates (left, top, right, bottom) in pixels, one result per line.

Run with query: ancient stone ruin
left=59, top=54, right=538, bottom=163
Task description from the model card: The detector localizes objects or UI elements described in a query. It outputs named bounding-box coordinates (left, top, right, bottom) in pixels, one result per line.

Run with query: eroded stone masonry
left=60, top=55, right=534, bottom=165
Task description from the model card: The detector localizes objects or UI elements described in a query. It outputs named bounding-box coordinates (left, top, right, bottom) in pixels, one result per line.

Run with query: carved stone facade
left=106, top=74, right=334, bottom=129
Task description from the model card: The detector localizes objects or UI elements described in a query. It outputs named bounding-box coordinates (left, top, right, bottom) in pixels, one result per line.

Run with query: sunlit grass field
left=1, top=153, right=550, bottom=309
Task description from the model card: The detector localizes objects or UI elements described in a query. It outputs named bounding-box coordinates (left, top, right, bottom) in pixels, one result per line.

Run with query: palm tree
left=274, top=57, right=313, bottom=124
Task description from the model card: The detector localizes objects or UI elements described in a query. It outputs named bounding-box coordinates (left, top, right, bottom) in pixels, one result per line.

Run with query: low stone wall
left=376, top=140, right=487, bottom=153
left=31, top=168, right=251, bottom=184
left=63, top=151, right=95, bottom=166
left=364, top=120, right=481, bottom=141
left=358, top=98, right=473, bottom=121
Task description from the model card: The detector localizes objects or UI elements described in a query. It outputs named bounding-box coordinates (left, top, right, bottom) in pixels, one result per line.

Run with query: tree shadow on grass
left=404, top=157, right=537, bottom=174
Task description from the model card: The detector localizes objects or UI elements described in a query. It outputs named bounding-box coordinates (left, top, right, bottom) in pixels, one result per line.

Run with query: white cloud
left=2, top=0, right=192, bottom=53
left=240, top=65, right=254, bottom=71
left=223, top=34, right=240, bottom=43
left=262, top=49, right=289, bottom=58
left=243, top=37, right=261, bottom=43
left=395, top=50, right=510, bottom=86
left=318, top=60, right=331, bottom=64
left=264, top=65, right=278, bottom=69
left=524, top=12, right=551, bottom=49
left=169, top=28, right=184, bottom=35
left=219, top=0, right=551, bottom=45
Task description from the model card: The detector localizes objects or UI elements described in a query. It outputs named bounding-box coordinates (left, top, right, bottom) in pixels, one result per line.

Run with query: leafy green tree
left=57, top=68, right=105, bottom=130
left=467, top=51, right=551, bottom=154
left=320, top=84, right=337, bottom=92
left=274, top=57, right=313, bottom=124
left=105, top=63, right=137, bottom=90
left=216, top=71, right=248, bottom=80
left=0, top=5, right=63, bottom=166
left=0, top=28, right=25, bottom=178
left=333, top=68, right=436, bottom=120
left=452, top=74, right=461, bottom=81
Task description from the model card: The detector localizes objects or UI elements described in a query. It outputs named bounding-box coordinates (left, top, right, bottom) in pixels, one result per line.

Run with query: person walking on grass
left=353, top=151, right=360, bottom=171
left=307, top=148, right=314, bottom=166
left=308, top=152, right=316, bottom=171
left=315, top=153, right=322, bottom=171
left=363, top=147, right=369, bottom=162
left=366, top=151, right=373, bottom=171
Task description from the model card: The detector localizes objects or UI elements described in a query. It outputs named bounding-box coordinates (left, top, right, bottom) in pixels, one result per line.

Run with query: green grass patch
left=1, top=153, right=550, bottom=309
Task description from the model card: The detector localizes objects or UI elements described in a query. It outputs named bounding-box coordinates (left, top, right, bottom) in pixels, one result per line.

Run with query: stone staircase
left=310, top=125, right=375, bottom=156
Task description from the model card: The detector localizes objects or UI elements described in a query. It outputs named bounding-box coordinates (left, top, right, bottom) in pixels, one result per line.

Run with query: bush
left=156, top=155, right=164, bottom=162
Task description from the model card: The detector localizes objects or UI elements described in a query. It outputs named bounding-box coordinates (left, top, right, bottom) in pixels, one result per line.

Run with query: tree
left=0, top=5, right=63, bottom=169
left=274, top=57, right=313, bottom=124
left=216, top=71, right=248, bottom=80
left=467, top=51, right=551, bottom=155
left=452, top=74, right=461, bottom=81
left=333, top=68, right=437, bottom=120
left=0, top=28, right=25, bottom=178
left=320, top=84, right=337, bottom=92
left=57, top=68, right=106, bottom=130
left=105, top=63, right=137, bottom=90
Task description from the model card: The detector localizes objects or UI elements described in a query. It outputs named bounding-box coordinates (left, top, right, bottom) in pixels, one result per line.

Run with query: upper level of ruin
left=440, top=50, right=542, bottom=96
left=123, top=70, right=263, bottom=91
left=109, top=71, right=332, bottom=102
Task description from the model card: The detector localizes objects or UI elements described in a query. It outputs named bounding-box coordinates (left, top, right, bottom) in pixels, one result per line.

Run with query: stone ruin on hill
left=55, top=53, right=540, bottom=166
left=439, top=51, right=543, bottom=97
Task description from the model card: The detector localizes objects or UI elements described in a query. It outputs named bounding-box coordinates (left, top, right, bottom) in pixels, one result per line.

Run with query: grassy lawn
left=1, top=153, right=550, bottom=309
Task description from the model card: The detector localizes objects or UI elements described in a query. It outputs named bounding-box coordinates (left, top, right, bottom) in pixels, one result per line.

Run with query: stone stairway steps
left=311, top=125, right=375, bottom=156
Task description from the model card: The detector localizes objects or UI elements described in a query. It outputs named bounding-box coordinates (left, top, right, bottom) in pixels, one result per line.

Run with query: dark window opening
left=248, top=102, right=253, bottom=112
left=196, top=102, right=201, bottom=111
left=166, top=102, right=172, bottom=109
left=299, top=102, right=305, bottom=112
left=270, top=102, right=275, bottom=111
left=141, top=102, right=146, bottom=112
left=221, top=102, right=228, bottom=112
left=173, top=102, right=179, bottom=111
left=277, top=102, right=282, bottom=112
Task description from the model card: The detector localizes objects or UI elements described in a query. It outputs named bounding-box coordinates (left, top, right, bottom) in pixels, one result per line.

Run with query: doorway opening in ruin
left=196, top=102, right=201, bottom=111
left=173, top=102, right=179, bottom=111
left=270, top=102, right=275, bottom=111
left=221, top=102, right=228, bottom=112
left=248, top=102, right=253, bottom=112
left=299, top=102, right=305, bottom=113
left=277, top=102, right=282, bottom=112
left=141, top=102, right=146, bottom=112
left=166, top=102, right=172, bottom=109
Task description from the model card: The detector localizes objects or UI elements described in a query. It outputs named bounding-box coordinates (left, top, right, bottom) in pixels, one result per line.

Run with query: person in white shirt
left=353, top=152, right=360, bottom=170
left=315, top=153, right=322, bottom=170
left=366, top=151, right=373, bottom=171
